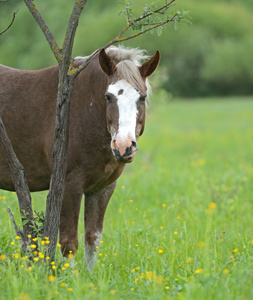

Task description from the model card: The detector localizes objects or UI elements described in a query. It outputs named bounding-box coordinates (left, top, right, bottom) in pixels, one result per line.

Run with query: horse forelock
left=106, top=46, right=151, bottom=97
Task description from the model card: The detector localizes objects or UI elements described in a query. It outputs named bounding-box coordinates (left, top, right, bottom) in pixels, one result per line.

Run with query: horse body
left=0, top=46, right=159, bottom=268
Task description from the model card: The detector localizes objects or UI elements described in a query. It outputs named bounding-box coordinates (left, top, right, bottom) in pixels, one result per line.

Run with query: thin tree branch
left=23, top=0, right=62, bottom=63
left=74, top=12, right=177, bottom=77
left=0, top=11, right=17, bottom=36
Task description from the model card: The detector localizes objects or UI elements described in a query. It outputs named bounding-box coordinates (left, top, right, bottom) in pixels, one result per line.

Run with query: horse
left=0, top=46, right=160, bottom=268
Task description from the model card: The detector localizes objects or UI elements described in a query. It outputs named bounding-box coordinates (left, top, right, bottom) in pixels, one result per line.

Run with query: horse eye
left=139, top=96, right=147, bottom=103
left=105, top=94, right=113, bottom=103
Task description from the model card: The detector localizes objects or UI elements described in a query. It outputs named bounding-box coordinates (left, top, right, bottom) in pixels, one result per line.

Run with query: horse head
left=99, top=48, right=160, bottom=163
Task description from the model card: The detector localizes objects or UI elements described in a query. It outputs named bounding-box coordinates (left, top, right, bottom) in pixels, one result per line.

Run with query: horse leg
left=84, top=181, right=117, bottom=270
left=59, top=179, right=83, bottom=258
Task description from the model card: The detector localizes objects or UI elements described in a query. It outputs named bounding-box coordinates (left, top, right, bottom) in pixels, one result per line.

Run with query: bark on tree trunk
left=0, top=117, right=34, bottom=253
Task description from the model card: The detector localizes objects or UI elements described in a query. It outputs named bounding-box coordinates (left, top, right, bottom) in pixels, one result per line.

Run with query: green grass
left=0, top=97, right=253, bottom=299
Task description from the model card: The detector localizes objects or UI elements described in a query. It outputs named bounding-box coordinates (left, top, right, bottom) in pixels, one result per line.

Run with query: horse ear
left=99, top=48, right=116, bottom=76
left=139, top=50, right=160, bottom=78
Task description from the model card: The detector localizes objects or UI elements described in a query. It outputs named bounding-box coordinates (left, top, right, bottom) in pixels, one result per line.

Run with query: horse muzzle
left=111, top=138, right=137, bottom=163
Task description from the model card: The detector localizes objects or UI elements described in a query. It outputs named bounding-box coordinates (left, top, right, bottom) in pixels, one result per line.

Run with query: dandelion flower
left=30, top=244, right=36, bottom=249
left=208, top=203, right=216, bottom=209
left=158, top=249, right=164, bottom=254
left=68, top=253, right=74, bottom=259
left=174, top=231, right=178, bottom=235
left=165, top=286, right=170, bottom=290
left=233, top=249, right=238, bottom=253
left=110, top=290, right=116, bottom=295
left=60, top=283, right=66, bottom=288
left=186, top=258, right=192, bottom=263
left=64, top=263, right=70, bottom=268
left=57, top=243, right=61, bottom=247
left=131, top=269, right=135, bottom=273
left=195, top=269, right=204, bottom=274
left=33, top=257, right=39, bottom=262
left=0, top=255, right=6, bottom=261
left=15, top=236, right=21, bottom=240
left=41, top=241, right=45, bottom=246
left=10, top=241, right=15, bottom=246
left=48, top=275, right=55, bottom=282
left=223, top=269, right=229, bottom=274
left=162, top=204, right=166, bottom=207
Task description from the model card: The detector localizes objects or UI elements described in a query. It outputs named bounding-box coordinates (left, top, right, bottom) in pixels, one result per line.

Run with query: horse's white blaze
left=107, top=80, right=139, bottom=142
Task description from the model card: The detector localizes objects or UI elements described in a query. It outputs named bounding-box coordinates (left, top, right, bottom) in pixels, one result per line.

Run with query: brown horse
left=0, top=46, right=160, bottom=268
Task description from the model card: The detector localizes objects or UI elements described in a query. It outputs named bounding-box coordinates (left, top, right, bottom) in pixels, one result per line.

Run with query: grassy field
left=0, top=98, right=253, bottom=299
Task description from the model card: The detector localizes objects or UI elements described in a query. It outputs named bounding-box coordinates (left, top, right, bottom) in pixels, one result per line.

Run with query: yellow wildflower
left=223, top=269, right=229, bottom=274
left=48, top=275, right=55, bottom=282
left=0, top=255, right=6, bottom=261
left=208, top=202, right=216, bottom=209
left=195, top=269, right=204, bottom=274
left=158, top=249, right=164, bottom=254
left=68, top=253, right=74, bottom=259
left=110, top=290, right=116, bottom=295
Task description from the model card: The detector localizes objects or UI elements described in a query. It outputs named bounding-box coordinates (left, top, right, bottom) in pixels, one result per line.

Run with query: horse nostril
left=132, top=141, right=137, bottom=148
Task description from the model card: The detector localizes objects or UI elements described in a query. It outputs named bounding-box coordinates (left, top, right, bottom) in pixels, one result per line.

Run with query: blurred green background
left=0, top=0, right=253, bottom=98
